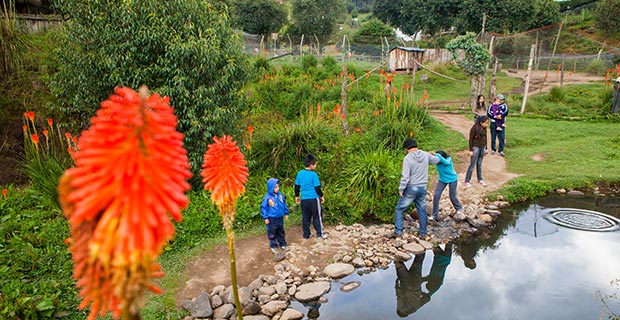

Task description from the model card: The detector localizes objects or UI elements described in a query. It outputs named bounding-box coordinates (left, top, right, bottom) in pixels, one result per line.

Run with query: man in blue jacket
left=487, top=94, right=509, bottom=156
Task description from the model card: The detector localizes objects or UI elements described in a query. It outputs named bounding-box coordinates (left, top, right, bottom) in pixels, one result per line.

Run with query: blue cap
left=496, top=94, right=505, bottom=100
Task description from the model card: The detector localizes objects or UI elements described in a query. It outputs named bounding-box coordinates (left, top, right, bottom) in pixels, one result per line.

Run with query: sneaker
left=387, top=232, right=402, bottom=239
left=317, top=233, right=328, bottom=239
left=281, top=246, right=288, bottom=251
left=464, top=182, right=472, bottom=188
left=456, top=210, right=463, bottom=215
left=499, top=151, right=505, bottom=157
left=491, top=150, right=496, bottom=155
left=270, top=248, right=278, bottom=254
left=478, top=180, right=487, bottom=186
left=484, top=149, right=489, bottom=155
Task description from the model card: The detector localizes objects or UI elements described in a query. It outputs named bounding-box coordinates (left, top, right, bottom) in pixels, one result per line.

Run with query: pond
left=290, top=193, right=620, bottom=319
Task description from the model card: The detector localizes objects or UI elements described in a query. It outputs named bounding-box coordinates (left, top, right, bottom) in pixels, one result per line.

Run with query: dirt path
left=505, top=69, right=602, bottom=94
left=174, top=112, right=520, bottom=305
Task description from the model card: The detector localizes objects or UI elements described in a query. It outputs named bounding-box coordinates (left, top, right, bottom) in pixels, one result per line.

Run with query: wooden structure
left=388, top=47, right=425, bottom=74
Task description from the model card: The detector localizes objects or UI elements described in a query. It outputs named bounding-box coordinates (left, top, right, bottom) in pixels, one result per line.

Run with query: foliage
left=524, top=83, right=612, bottom=117
left=21, top=114, right=75, bottom=209
left=400, top=0, right=461, bottom=36
left=446, top=33, right=491, bottom=77
left=372, top=0, right=404, bottom=27
left=353, top=18, right=395, bottom=44
left=50, top=0, right=249, bottom=187
left=342, top=149, right=400, bottom=221
left=0, top=0, right=31, bottom=80
left=547, top=86, right=565, bottom=103
left=593, top=0, right=620, bottom=39
left=289, top=0, right=347, bottom=43
left=232, top=0, right=287, bottom=36
left=458, top=0, right=560, bottom=34
left=0, top=189, right=83, bottom=320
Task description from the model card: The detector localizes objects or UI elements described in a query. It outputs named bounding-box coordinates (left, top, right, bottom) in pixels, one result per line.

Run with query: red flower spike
left=48, top=118, right=53, bottom=127
left=58, top=86, right=191, bottom=320
left=31, top=134, right=39, bottom=145
left=201, top=135, right=248, bottom=209
left=1, top=189, right=7, bottom=198
left=26, top=111, right=34, bottom=121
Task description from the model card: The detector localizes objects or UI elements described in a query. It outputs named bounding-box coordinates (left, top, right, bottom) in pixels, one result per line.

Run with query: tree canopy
left=594, top=0, right=620, bottom=39
left=50, top=0, right=249, bottom=185
left=290, top=0, right=346, bottom=43
left=232, top=0, right=287, bottom=36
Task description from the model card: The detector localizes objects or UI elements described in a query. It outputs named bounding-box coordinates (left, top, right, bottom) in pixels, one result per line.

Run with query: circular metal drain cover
left=545, top=208, right=620, bottom=232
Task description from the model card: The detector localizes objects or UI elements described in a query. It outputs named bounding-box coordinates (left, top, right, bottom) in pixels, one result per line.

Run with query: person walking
left=295, top=154, right=327, bottom=240
left=487, top=94, right=508, bottom=156
left=431, top=150, right=463, bottom=221
left=389, top=138, right=439, bottom=240
left=260, top=178, right=289, bottom=254
left=464, top=116, right=490, bottom=187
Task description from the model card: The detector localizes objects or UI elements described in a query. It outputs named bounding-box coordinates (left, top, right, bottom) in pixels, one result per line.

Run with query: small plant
left=547, top=87, right=565, bottom=103
left=21, top=112, right=76, bottom=208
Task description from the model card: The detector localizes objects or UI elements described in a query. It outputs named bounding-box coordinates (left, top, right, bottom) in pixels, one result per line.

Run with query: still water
left=291, top=194, right=620, bottom=319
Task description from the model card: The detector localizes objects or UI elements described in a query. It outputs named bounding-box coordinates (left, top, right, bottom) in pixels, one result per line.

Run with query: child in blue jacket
left=431, top=150, right=463, bottom=221
left=261, top=178, right=289, bottom=254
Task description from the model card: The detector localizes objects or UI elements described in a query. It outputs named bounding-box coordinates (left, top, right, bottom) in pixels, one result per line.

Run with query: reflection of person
left=487, top=94, right=508, bottom=156
left=464, top=115, right=490, bottom=188
left=389, top=138, right=439, bottom=240
left=295, top=154, right=327, bottom=239
left=260, top=178, right=289, bottom=254
left=426, top=244, right=452, bottom=296
left=395, top=254, right=427, bottom=317
left=454, top=240, right=478, bottom=270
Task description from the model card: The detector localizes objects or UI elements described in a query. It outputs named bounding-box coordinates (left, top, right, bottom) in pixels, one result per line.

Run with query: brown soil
left=174, top=112, right=520, bottom=305
left=505, top=69, right=603, bottom=94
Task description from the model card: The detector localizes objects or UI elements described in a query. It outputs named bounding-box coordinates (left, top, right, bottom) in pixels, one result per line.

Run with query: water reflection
left=395, top=244, right=452, bottom=317
left=289, top=194, right=620, bottom=319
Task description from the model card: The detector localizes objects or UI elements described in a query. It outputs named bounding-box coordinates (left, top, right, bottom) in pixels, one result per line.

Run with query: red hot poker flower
left=58, top=86, right=191, bottom=320
left=48, top=118, right=53, bottom=127
left=201, top=135, right=248, bottom=212
left=26, top=111, right=35, bottom=121
left=1, top=189, right=7, bottom=198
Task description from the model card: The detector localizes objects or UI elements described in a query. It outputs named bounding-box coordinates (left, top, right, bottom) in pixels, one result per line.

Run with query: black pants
left=301, top=198, right=323, bottom=238
left=266, top=217, right=286, bottom=248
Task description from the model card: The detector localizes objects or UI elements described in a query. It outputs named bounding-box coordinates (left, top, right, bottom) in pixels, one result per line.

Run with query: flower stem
left=227, top=227, right=243, bottom=320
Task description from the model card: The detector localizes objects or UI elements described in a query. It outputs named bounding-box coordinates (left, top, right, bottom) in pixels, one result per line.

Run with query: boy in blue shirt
left=431, top=150, right=463, bottom=221
left=295, top=154, right=326, bottom=240
left=260, top=178, right=289, bottom=254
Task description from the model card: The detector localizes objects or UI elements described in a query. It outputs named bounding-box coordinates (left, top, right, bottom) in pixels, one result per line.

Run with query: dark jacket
left=468, top=123, right=487, bottom=151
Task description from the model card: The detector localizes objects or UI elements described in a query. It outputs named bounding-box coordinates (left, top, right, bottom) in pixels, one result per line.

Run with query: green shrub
left=302, top=55, right=318, bottom=70
left=547, top=86, right=565, bottom=102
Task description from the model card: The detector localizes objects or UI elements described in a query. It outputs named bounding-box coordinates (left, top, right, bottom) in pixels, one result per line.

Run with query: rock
left=453, top=211, right=467, bottom=221
left=480, top=214, right=493, bottom=223
left=294, top=281, right=331, bottom=302
left=280, top=308, right=304, bottom=320
left=275, top=281, right=288, bottom=295
left=555, top=188, right=566, bottom=194
left=402, top=243, right=424, bottom=254
left=485, top=209, right=502, bottom=216
left=249, top=278, right=264, bottom=292
left=351, top=257, right=365, bottom=268
left=243, top=315, right=270, bottom=320
left=323, top=263, right=355, bottom=279
left=213, top=303, right=236, bottom=319
left=567, top=190, right=585, bottom=196
left=339, top=281, right=361, bottom=292
left=393, top=250, right=412, bottom=261
left=260, top=300, right=288, bottom=317
left=243, top=300, right=261, bottom=316
left=258, top=286, right=276, bottom=296
left=210, top=294, right=223, bottom=309
left=416, top=239, right=433, bottom=250
left=181, top=292, right=213, bottom=319
left=288, top=284, right=297, bottom=296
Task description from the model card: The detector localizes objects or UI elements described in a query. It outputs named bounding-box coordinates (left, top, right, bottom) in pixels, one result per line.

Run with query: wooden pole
left=410, top=58, right=417, bottom=103
left=540, top=19, right=564, bottom=93
left=521, top=44, right=536, bottom=114
left=560, top=58, right=565, bottom=87
left=488, top=56, right=498, bottom=100
left=340, top=64, right=350, bottom=135
left=299, top=34, right=304, bottom=57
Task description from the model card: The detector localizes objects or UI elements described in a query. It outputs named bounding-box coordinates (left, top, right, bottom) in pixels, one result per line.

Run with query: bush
left=302, top=55, right=318, bottom=71
left=547, top=86, right=565, bottom=103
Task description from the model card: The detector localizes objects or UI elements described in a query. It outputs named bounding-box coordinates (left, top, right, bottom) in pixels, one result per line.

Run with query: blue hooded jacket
left=260, top=178, right=289, bottom=219
left=435, top=154, right=458, bottom=183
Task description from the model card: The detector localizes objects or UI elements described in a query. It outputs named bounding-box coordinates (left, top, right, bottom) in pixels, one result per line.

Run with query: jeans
left=490, top=121, right=505, bottom=152
left=465, top=146, right=485, bottom=183
left=432, top=180, right=463, bottom=218
left=394, top=185, right=428, bottom=236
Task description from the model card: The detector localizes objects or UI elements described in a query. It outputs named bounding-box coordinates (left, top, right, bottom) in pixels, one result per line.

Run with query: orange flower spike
left=22, top=125, right=27, bottom=133
left=247, top=125, right=254, bottom=135
left=31, top=133, right=40, bottom=145
left=201, top=135, right=249, bottom=211
left=409, top=131, right=414, bottom=137
left=48, top=118, right=53, bottom=127
left=1, top=189, right=7, bottom=199
left=43, top=129, right=49, bottom=139
left=27, top=111, right=35, bottom=122
left=59, top=86, right=192, bottom=319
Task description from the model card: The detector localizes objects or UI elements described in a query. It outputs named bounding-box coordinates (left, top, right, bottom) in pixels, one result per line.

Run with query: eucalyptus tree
left=232, top=0, right=287, bottom=36
left=50, top=0, right=249, bottom=186
left=594, top=0, right=620, bottom=39
left=290, top=0, right=346, bottom=43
